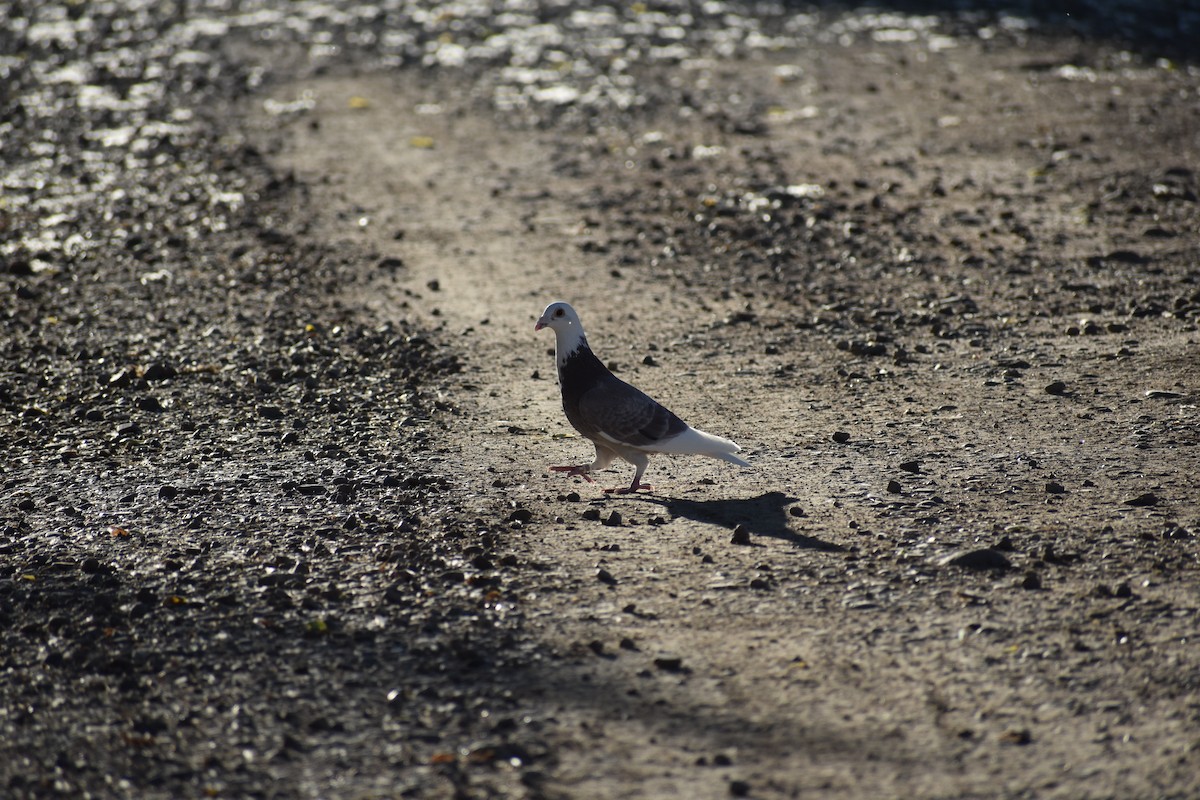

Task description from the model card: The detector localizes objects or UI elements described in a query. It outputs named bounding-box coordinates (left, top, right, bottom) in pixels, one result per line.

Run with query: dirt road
left=4, top=2, right=1199, bottom=798
left=258, top=23, right=1200, bottom=799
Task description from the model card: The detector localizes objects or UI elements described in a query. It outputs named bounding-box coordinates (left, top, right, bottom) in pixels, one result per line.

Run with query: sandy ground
left=4, top=3, right=1199, bottom=798
left=256, top=27, right=1200, bottom=800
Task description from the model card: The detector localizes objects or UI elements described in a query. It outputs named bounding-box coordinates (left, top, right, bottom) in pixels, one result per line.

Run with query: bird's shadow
left=637, top=490, right=843, bottom=551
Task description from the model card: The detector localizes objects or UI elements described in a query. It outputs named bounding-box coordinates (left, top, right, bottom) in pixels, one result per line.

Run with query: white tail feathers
left=652, top=426, right=750, bottom=467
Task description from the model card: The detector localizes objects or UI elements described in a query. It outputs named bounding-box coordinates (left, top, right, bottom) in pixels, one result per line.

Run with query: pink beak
left=534, top=319, right=546, bottom=331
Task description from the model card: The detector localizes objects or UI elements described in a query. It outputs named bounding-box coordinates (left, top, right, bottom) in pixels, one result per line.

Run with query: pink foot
left=550, top=465, right=595, bottom=483
left=604, top=483, right=653, bottom=494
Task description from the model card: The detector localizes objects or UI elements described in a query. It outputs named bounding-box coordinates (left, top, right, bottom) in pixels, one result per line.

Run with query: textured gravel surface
left=3, top=1, right=1199, bottom=798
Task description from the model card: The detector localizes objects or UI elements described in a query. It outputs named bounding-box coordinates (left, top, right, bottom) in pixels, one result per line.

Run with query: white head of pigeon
left=535, top=301, right=749, bottom=494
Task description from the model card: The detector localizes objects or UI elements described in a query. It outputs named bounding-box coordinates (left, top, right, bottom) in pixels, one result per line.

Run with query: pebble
left=1124, top=492, right=1159, bottom=507
left=1044, top=380, right=1068, bottom=396
left=940, top=548, right=1012, bottom=571
left=603, top=510, right=622, bottom=527
left=258, top=405, right=285, bottom=420
left=507, top=508, right=534, bottom=523
left=653, top=655, right=683, bottom=672
left=582, top=508, right=601, bottom=521
left=158, top=485, right=179, bottom=500
left=999, top=729, right=1032, bottom=746
left=1044, top=481, right=1065, bottom=494
left=899, top=460, right=921, bottom=474
left=730, top=525, right=751, bottom=545
left=596, top=567, right=617, bottom=585
left=832, top=431, right=850, bottom=443
left=1021, top=570, right=1042, bottom=590
left=886, top=479, right=902, bottom=494
left=142, top=362, right=177, bottom=381
left=729, top=780, right=751, bottom=797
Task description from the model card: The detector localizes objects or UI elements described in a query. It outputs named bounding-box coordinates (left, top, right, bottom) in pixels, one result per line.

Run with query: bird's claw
left=550, top=465, right=595, bottom=483
left=604, top=483, right=653, bottom=494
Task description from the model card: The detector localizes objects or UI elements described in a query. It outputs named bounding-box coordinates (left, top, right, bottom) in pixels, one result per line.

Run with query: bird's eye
left=554, top=309, right=564, bottom=317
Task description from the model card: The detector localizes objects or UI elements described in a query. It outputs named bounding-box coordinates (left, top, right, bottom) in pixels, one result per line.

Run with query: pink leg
left=550, top=465, right=595, bottom=484
left=603, top=482, right=653, bottom=494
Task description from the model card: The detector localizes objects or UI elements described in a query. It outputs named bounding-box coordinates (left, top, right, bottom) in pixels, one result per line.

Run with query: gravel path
left=4, top=2, right=1199, bottom=798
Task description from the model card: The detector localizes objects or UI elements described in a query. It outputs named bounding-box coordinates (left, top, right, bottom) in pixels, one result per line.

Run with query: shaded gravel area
left=2, top=3, right=538, bottom=797
left=3, top=1, right=1199, bottom=798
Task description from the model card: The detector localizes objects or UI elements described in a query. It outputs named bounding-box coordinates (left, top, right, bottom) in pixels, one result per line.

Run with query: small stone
left=788, top=506, right=805, bottom=517
left=1021, top=571, right=1042, bottom=590
left=507, top=508, right=533, bottom=524
left=596, top=567, right=617, bottom=585
left=80, top=557, right=101, bottom=574
left=730, top=525, right=751, bottom=545
left=1114, top=582, right=1133, bottom=598
left=426, top=278, right=440, bottom=291
left=832, top=431, right=850, bottom=443
left=142, top=362, right=177, bottom=382
left=587, top=640, right=606, bottom=655
left=619, top=637, right=638, bottom=651
left=582, top=508, right=602, bottom=521
left=653, top=655, right=683, bottom=672
left=136, top=396, right=164, bottom=412
left=999, top=729, right=1032, bottom=746
left=749, top=577, right=771, bottom=590
left=158, top=485, right=179, bottom=500
left=713, top=753, right=733, bottom=767
left=258, top=405, right=284, bottom=420
left=566, top=491, right=581, bottom=502
left=729, top=779, right=751, bottom=797
left=642, top=354, right=657, bottom=366
left=886, top=479, right=902, bottom=494
left=603, top=510, right=622, bottom=527
left=940, top=548, right=1012, bottom=571
left=1124, top=492, right=1159, bottom=507
left=1044, top=380, right=1068, bottom=396
left=1045, top=481, right=1065, bottom=494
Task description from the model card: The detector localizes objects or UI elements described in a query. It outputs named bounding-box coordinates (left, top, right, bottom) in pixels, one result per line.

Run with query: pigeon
left=535, top=300, right=749, bottom=493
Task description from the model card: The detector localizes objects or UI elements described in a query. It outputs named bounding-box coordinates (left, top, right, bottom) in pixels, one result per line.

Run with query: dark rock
left=258, top=405, right=285, bottom=420
left=1124, top=492, right=1159, bottom=507
left=1045, top=481, right=1065, bottom=494
left=653, top=655, right=683, bottom=672
left=142, top=362, right=177, bottom=381
left=886, top=479, right=902, bottom=494
left=582, top=508, right=602, bottom=521
left=603, top=510, right=622, bottom=527
left=899, top=460, right=921, bottom=474
left=999, top=729, right=1032, bottom=746
left=940, top=548, right=1012, bottom=571
left=1021, top=571, right=1042, bottom=590
left=832, top=431, right=850, bottom=443
left=596, top=567, right=616, bottom=585
left=158, top=485, right=179, bottom=500
left=1044, top=381, right=1068, bottom=396
left=507, top=508, right=533, bottom=524
left=729, top=780, right=751, bottom=797
left=730, top=525, right=751, bottom=545
left=136, top=396, right=165, bottom=412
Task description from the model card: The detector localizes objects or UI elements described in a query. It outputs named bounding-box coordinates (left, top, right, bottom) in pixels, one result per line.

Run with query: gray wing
left=577, top=375, right=689, bottom=449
